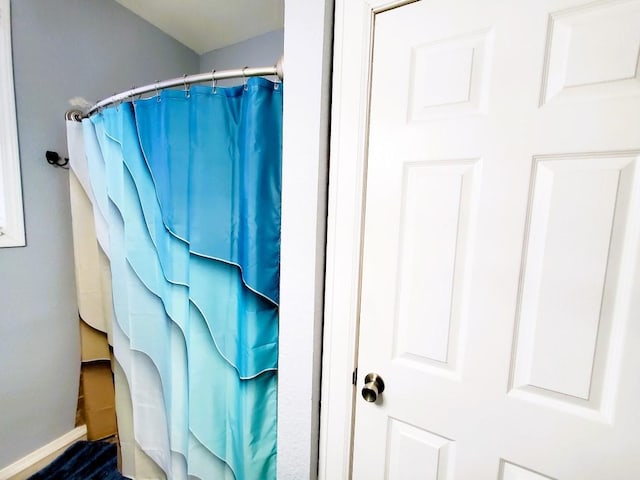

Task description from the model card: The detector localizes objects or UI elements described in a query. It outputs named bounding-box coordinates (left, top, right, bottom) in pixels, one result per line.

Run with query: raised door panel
left=511, top=152, right=639, bottom=418
left=386, top=419, right=455, bottom=480
left=393, top=159, right=479, bottom=376
left=541, top=0, right=640, bottom=104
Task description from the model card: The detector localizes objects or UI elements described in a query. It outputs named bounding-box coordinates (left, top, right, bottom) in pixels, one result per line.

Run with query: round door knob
left=361, top=373, right=385, bottom=402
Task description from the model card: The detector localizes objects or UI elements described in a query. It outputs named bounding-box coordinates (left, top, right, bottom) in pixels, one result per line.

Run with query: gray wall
left=0, top=0, right=198, bottom=469
left=200, top=30, right=283, bottom=86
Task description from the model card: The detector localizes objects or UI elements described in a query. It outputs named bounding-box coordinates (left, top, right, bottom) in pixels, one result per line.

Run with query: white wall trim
left=0, top=0, right=25, bottom=248
left=278, top=1, right=334, bottom=478
left=318, top=1, right=419, bottom=478
left=0, top=426, right=88, bottom=480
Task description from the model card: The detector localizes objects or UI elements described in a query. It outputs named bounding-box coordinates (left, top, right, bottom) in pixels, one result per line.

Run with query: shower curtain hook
left=242, top=67, right=248, bottom=91
left=113, top=92, right=121, bottom=111
left=155, top=80, right=161, bottom=102
left=183, top=74, right=190, bottom=98
left=274, top=56, right=283, bottom=90
left=211, top=70, right=217, bottom=93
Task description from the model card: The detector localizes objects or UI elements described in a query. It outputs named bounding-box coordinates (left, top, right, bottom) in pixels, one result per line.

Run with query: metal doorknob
left=361, top=373, right=385, bottom=402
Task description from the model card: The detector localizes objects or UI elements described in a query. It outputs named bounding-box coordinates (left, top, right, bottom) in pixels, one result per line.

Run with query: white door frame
left=318, top=1, right=419, bottom=478
left=279, top=0, right=335, bottom=478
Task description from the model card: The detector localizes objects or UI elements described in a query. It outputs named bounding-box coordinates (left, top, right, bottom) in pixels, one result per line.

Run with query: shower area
left=0, top=0, right=330, bottom=479
left=66, top=63, right=283, bottom=479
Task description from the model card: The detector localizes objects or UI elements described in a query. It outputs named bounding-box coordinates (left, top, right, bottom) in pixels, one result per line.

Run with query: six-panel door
left=352, top=0, right=640, bottom=478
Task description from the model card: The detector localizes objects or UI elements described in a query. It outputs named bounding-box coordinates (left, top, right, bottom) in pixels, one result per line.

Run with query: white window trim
left=0, top=0, right=24, bottom=247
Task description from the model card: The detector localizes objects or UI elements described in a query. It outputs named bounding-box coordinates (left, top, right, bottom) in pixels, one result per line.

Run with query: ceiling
left=115, top=0, right=284, bottom=55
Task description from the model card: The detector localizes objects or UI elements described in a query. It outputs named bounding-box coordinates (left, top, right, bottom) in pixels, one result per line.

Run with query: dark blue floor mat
left=28, top=440, right=126, bottom=480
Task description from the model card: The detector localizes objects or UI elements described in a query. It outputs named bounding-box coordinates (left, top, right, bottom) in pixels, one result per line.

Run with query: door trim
left=318, top=1, right=420, bottom=478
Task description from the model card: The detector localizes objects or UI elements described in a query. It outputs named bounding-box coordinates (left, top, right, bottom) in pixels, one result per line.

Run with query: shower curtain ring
left=242, top=67, right=248, bottom=91
left=183, top=74, right=190, bottom=98
left=211, top=70, right=217, bottom=93
left=155, top=81, right=161, bottom=102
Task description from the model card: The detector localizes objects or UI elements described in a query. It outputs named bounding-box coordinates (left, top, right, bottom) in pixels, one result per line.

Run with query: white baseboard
left=0, top=425, right=88, bottom=480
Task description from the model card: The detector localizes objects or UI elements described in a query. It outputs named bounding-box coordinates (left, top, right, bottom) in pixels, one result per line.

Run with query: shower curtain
left=66, top=77, right=283, bottom=480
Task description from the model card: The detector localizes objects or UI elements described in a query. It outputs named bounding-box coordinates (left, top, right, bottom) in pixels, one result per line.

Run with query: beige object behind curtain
left=69, top=169, right=114, bottom=345
left=69, top=172, right=109, bottom=337
left=67, top=119, right=116, bottom=441
left=113, top=359, right=167, bottom=480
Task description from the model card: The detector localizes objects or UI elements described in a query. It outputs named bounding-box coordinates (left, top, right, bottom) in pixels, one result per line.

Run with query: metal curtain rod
left=87, top=56, right=284, bottom=115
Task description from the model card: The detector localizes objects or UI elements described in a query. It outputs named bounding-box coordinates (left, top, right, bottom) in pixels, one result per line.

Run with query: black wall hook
left=46, top=150, right=69, bottom=168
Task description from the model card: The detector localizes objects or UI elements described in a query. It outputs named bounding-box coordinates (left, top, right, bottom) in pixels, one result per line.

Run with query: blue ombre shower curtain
left=71, top=77, right=282, bottom=480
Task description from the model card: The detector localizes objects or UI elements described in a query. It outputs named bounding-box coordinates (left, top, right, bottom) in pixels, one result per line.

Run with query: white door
left=352, top=0, right=640, bottom=478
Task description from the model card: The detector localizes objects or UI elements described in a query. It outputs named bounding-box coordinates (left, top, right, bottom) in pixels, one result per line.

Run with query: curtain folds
left=67, top=77, right=282, bottom=480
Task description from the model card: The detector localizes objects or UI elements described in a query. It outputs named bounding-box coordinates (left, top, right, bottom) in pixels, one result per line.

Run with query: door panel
left=394, top=159, right=479, bottom=375
left=512, top=153, right=639, bottom=416
left=352, top=0, right=640, bottom=478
